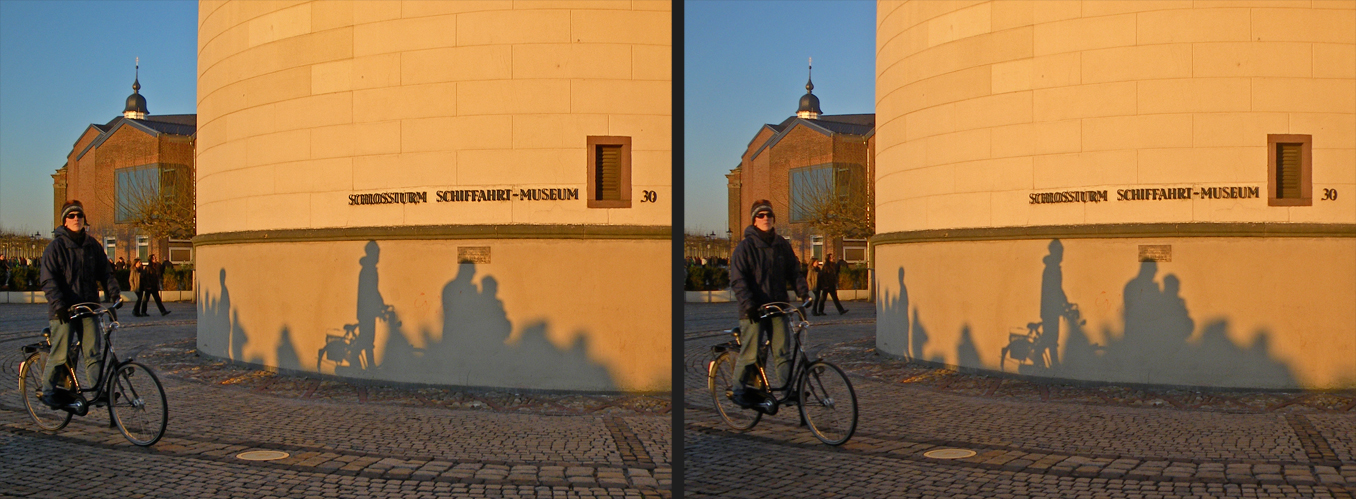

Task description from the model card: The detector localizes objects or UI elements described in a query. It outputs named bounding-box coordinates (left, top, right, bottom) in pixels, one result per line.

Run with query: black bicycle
left=707, top=301, right=858, bottom=445
left=17, top=301, right=168, bottom=446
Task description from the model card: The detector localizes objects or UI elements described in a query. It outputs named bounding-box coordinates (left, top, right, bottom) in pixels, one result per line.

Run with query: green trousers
left=41, top=317, right=99, bottom=392
left=734, top=316, right=791, bottom=390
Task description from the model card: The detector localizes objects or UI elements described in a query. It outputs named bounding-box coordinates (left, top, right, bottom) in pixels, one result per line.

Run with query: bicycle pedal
left=755, top=399, right=778, bottom=415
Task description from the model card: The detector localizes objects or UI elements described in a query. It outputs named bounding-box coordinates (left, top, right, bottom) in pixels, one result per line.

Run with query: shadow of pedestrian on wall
left=199, top=268, right=245, bottom=361
left=956, top=324, right=981, bottom=373
left=876, top=267, right=911, bottom=359
left=994, top=243, right=1298, bottom=387
left=1103, top=263, right=1296, bottom=386
left=275, top=326, right=301, bottom=371
left=354, top=241, right=385, bottom=370
left=200, top=268, right=301, bottom=371
left=317, top=251, right=615, bottom=390
left=416, top=264, right=614, bottom=390
left=1035, top=239, right=1066, bottom=370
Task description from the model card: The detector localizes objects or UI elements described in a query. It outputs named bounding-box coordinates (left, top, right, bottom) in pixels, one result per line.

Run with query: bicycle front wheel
left=109, top=361, right=167, bottom=446
left=709, top=351, right=760, bottom=430
left=19, top=352, right=72, bottom=431
left=798, top=360, right=857, bottom=445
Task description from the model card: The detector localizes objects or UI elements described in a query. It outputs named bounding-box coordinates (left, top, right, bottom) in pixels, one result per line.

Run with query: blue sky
left=684, top=0, right=875, bottom=234
left=0, top=0, right=198, bottom=234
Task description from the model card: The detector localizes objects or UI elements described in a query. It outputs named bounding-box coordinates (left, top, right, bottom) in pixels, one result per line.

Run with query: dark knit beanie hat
left=60, top=200, right=85, bottom=221
left=750, top=199, right=774, bottom=221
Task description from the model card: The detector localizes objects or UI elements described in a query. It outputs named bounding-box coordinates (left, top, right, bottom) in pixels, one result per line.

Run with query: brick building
left=726, top=68, right=875, bottom=263
left=52, top=70, right=196, bottom=265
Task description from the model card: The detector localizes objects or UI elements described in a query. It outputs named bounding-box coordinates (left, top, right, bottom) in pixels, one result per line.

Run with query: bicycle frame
left=34, top=302, right=127, bottom=416
left=735, top=301, right=815, bottom=414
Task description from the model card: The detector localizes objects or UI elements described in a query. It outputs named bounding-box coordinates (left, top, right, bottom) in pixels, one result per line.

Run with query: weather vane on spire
left=806, top=57, right=814, bottom=93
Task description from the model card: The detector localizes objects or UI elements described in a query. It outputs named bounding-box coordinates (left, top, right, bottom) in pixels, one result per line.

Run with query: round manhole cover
left=923, top=448, right=976, bottom=459
left=236, top=450, right=289, bottom=461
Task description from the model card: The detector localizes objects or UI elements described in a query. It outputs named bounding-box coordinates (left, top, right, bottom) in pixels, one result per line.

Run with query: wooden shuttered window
left=595, top=145, right=622, bottom=201
left=1275, top=144, right=1302, bottom=199
left=1267, top=134, right=1312, bottom=206
left=587, top=136, right=631, bottom=208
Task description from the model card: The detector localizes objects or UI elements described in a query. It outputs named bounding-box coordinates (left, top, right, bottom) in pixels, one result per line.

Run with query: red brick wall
left=734, top=119, right=873, bottom=261
left=54, top=121, right=196, bottom=262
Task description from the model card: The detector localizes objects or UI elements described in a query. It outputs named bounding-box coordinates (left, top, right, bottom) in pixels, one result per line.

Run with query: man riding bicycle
left=729, top=200, right=810, bottom=409
left=39, top=200, right=120, bottom=409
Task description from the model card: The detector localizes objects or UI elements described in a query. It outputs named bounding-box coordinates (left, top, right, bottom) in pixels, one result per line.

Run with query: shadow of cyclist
left=352, top=240, right=385, bottom=371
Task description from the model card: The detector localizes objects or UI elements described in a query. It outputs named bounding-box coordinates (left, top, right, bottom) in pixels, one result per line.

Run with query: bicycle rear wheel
left=798, top=360, right=857, bottom=445
left=708, top=351, right=760, bottom=430
left=19, top=352, right=72, bottom=431
left=109, top=361, right=167, bottom=446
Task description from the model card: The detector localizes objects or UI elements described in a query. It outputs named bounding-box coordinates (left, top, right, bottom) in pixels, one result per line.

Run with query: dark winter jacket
left=730, top=225, right=810, bottom=318
left=818, top=259, right=843, bottom=291
left=40, top=227, right=119, bottom=320
left=139, top=261, right=162, bottom=291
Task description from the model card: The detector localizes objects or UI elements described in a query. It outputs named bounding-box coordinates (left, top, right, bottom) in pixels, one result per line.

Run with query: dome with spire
left=123, top=64, right=147, bottom=119
left=796, top=60, right=821, bottom=119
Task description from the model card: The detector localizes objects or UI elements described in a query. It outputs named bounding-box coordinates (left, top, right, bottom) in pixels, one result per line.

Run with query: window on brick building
left=790, top=163, right=865, bottom=223
left=115, top=164, right=160, bottom=223
left=587, top=136, right=631, bottom=208
left=136, top=235, right=149, bottom=260
left=1268, top=134, right=1311, bottom=206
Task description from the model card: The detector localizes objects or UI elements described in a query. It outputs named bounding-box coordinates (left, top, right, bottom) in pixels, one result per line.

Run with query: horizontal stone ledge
left=872, top=222, right=1356, bottom=245
left=0, top=290, right=192, bottom=304
left=193, top=224, right=672, bottom=247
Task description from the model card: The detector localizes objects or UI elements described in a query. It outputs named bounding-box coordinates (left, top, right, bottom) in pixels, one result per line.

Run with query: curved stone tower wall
left=196, top=0, right=671, bottom=391
left=875, top=0, right=1355, bottom=389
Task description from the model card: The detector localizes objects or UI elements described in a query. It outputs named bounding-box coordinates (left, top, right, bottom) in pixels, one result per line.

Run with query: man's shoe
left=39, top=392, right=60, bottom=409
left=730, top=389, right=755, bottom=408
left=839, top=309, right=849, bottom=315
left=160, top=310, right=171, bottom=316
left=40, top=389, right=71, bottom=409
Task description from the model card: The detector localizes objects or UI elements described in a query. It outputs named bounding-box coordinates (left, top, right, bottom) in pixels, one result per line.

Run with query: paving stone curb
left=687, top=414, right=1355, bottom=495
left=0, top=416, right=671, bottom=495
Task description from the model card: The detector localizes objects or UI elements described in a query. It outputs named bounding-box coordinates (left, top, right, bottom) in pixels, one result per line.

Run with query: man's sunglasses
left=65, top=213, right=85, bottom=220
left=754, top=213, right=774, bottom=219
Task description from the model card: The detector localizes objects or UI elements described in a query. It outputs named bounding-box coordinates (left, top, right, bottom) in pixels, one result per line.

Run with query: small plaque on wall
left=458, top=246, right=490, bottom=264
left=1138, top=245, right=1171, bottom=262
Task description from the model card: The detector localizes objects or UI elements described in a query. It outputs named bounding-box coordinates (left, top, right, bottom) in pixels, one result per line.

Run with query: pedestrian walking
left=806, top=257, right=823, bottom=316
left=815, top=252, right=848, bottom=316
left=130, top=258, right=143, bottom=315
left=136, top=254, right=170, bottom=317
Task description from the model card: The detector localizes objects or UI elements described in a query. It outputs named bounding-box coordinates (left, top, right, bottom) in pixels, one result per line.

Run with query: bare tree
left=104, top=164, right=196, bottom=240
left=789, top=164, right=872, bottom=242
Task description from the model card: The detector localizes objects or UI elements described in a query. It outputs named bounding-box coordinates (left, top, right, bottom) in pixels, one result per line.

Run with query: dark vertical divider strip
left=670, top=2, right=686, bottom=497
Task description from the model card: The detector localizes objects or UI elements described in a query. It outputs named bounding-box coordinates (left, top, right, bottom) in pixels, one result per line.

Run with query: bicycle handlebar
left=67, top=301, right=119, bottom=323
left=755, top=301, right=812, bottom=322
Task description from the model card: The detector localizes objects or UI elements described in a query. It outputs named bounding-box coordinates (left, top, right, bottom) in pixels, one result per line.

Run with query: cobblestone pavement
left=0, top=303, right=670, bottom=498
left=684, top=301, right=1356, bottom=498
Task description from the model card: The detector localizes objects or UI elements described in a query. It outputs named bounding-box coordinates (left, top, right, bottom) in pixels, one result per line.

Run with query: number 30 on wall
left=641, top=190, right=658, bottom=203
left=1321, top=189, right=1338, bottom=201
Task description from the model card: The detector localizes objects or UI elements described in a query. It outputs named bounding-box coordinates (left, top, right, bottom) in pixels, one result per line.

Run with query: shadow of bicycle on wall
left=312, top=240, right=616, bottom=391
left=995, top=239, right=1297, bottom=387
